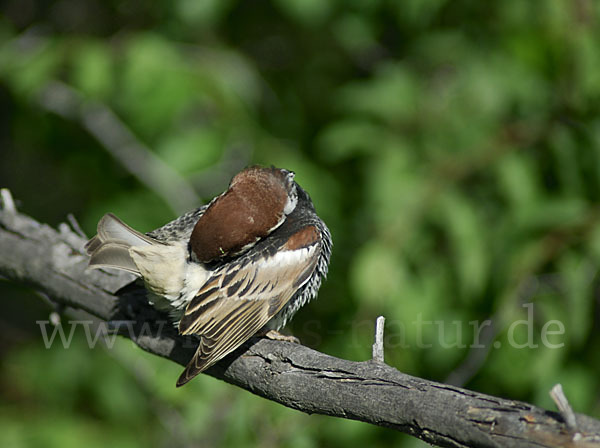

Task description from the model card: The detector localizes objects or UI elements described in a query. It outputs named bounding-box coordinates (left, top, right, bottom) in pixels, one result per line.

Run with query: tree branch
left=1, top=190, right=599, bottom=448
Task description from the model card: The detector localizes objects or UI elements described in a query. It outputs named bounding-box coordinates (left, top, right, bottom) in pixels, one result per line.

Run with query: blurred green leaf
left=437, top=191, right=488, bottom=302
left=71, top=39, right=113, bottom=100
left=317, top=119, right=383, bottom=162
left=390, top=0, right=447, bottom=28
left=273, top=0, right=333, bottom=26
left=332, top=14, right=378, bottom=55
left=559, top=253, right=595, bottom=347
left=495, top=152, right=541, bottom=209
left=514, top=197, right=587, bottom=231
left=156, top=127, right=222, bottom=174
left=119, top=33, right=197, bottom=136
left=350, top=241, right=404, bottom=309
left=175, top=0, right=235, bottom=27
left=336, top=63, right=420, bottom=125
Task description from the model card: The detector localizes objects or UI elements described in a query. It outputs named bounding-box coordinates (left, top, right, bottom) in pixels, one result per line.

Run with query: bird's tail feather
left=85, top=213, right=157, bottom=274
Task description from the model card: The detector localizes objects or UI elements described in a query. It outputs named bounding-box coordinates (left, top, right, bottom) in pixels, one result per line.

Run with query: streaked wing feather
left=176, top=243, right=319, bottom=386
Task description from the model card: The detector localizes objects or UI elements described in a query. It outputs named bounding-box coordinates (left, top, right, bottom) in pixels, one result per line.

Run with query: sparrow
left=85, top=166, right=332, bottom=386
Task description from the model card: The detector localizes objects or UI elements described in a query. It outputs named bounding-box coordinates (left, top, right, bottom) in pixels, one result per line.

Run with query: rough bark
left=1, top=196, right=599, bottom=448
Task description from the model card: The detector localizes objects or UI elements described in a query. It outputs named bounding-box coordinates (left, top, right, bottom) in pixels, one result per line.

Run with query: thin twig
left=550, top=384, right=578, bottom=432
left=0, top=188, right=16, bottom=214
left=67, top=213, right=87, bottom=239
left=372, top=316, right=385, bottom=363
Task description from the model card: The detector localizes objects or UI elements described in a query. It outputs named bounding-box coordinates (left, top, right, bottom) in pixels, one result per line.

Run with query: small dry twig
left=550, top=383, right=578, bottom=432
left=371, top=315, right=385, bottom=363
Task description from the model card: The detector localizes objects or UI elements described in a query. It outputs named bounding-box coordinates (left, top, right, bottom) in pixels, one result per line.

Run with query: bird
left=85, top=166, right=332, bottom=386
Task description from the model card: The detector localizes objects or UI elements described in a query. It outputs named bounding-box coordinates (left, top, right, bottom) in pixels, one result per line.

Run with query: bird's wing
left=176, top=225, right=321, bottom=386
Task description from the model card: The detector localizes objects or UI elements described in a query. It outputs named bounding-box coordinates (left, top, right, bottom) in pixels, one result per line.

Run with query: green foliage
left=1, top=1, right=600, bottom=447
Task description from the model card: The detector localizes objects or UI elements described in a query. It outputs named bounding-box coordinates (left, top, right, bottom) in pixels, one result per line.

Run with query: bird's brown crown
left=190, top=166, right=294, bottom=263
